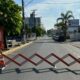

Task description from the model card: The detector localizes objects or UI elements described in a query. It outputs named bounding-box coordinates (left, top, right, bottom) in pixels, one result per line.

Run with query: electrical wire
left=24, top=0, right=80, bottom=6
left=40, top=2, right=80, bottom=4
left=24, top=0, right=33, bottom=7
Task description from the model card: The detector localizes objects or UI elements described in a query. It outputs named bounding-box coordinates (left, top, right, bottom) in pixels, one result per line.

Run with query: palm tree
left=55, top=10, right=74, bottom=39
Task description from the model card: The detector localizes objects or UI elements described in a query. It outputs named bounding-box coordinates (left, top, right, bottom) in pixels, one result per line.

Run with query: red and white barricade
left=0, top=50, right=5, bottom=70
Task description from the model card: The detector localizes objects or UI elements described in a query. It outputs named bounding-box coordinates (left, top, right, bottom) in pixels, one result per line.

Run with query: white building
left=67, top=19, right=80, bottom=41
left=25, top=12, right=41, bottom=29
left=68, top=19, right=79, bottom=33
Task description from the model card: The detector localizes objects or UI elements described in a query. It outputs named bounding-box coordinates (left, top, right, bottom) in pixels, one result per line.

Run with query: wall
left=70, top=32, right=80, bottom=41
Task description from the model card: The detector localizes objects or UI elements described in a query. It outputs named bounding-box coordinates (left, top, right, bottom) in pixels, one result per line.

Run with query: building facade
left=67, top=19, right=80, bottom=41
left=25, top=12, right=41, bottom=29
left=67, top=19, right=79, bottom=33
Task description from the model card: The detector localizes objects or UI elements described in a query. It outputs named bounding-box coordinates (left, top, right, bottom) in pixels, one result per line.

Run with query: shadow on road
left=0, top=67, right=80, bottom=75
left=35, top=41, right=55, bottom=43
left=38, top=38, right=52, bottom=40
left=34, top=41, right=66, bottom=44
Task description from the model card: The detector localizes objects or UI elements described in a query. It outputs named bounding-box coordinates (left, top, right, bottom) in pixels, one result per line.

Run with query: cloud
left=25, top=0, right=80, bottom=16
left=24, top=0, right=80, bottom=30
left=42, top=17, right=57, bottom=30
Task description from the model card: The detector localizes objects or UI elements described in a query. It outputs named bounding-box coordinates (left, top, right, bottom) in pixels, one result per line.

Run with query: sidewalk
left=2, top=36, right=41, bottom=55
left=68, top=41, right=80, bottom=49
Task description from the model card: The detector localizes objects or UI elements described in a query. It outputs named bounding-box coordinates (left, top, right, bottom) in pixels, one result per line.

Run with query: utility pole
left=22, top=0, right=26, bottom=43
left=32, top=9, right=37, bottom=39
left=22, top=0, right=24, bottom=23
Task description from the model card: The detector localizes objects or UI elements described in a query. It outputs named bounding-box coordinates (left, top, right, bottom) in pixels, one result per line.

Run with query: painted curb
left=72, top=45, right=80, bottom=49
left=3, top=41, right=33, bottom=55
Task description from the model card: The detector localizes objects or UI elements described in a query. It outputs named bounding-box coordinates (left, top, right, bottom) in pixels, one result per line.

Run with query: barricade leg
left=0, top=69, right=2, bottom=74
left=15, top=68, right=21, bottom=73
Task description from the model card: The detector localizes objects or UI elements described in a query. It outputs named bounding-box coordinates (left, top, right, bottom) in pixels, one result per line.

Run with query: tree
left=0, top=0, right=22, bottom=48
left=55, top=10, right=74, bottom=39
left=32, top=26, right=46, bottom=37
left=25, top=24, right=31, bottom=34
left=40, top=26, right=46, bottom=35
left=0, top=0, right=22, bottom=35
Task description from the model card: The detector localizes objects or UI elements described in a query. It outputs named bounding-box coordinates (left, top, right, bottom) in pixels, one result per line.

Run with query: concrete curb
left=3, top=41, right=33, bottom=55
left=71, top=45, right=80, bottom=49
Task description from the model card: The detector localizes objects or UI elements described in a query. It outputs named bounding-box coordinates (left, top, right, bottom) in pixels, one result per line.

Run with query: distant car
left=47, top=34, right=52, bottom=37
left=58, top=35, right=65, bottom=42
left=52, top=34, right=59, bottom=41
left=52, top=34, right=65, bottom=42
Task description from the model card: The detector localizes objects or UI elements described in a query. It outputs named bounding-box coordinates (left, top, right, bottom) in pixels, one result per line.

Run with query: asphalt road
left=1, top=36, right=80, bottom=80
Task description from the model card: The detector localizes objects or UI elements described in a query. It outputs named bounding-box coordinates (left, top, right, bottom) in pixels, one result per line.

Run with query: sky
left=14, top=0, right=80, bottom=30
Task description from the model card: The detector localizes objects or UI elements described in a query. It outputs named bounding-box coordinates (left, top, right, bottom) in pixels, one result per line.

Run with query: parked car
left=6, top=36, right=22, bottom=48
left=52, top=33, right=65, bottom=42
left=52, top=34, right=59, bottom=41
left=6, top=39, right=17, bottom=48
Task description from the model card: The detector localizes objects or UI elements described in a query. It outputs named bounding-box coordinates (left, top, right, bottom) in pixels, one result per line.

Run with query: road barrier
left=1, top=53, right=80, bottom=67
left=0, top=50, right=5, bottom=73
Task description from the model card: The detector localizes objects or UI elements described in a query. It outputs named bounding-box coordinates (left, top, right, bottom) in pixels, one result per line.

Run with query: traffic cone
left=0, top=49, right=5, bottom=71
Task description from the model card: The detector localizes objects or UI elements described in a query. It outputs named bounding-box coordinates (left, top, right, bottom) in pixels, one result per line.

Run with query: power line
left=24, top=0, right=33, bottom=7
left=24, top=1, right=80, bottom=5
left=40, top=2, right=80, bottom=4
left=23, top=0, right=80, bottom=7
